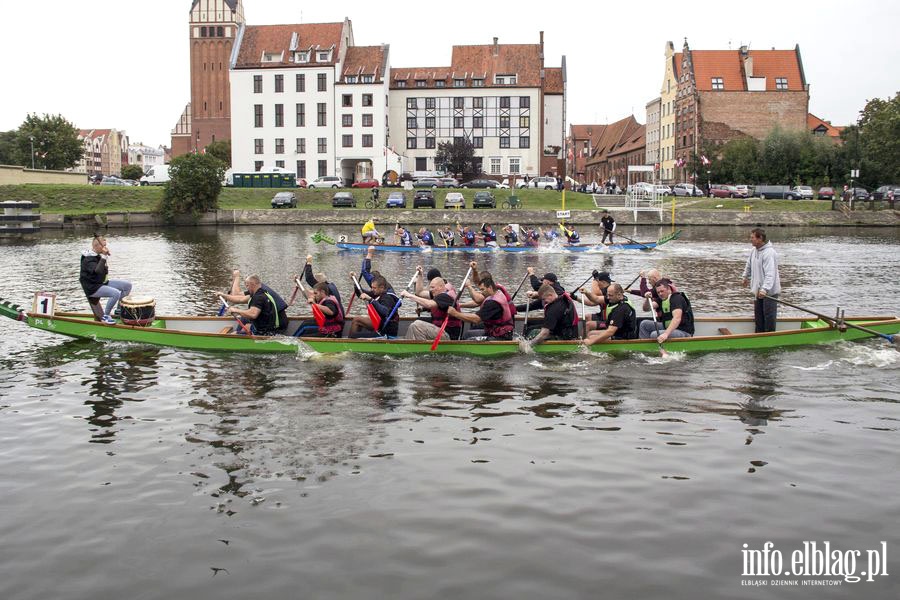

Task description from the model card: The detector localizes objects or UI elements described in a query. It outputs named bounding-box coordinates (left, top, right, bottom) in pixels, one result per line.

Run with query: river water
left=1, top=225, right=898, bottom=599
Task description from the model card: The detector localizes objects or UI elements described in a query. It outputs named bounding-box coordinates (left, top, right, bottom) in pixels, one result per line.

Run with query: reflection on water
left=0, top=226, right=899, bottom=599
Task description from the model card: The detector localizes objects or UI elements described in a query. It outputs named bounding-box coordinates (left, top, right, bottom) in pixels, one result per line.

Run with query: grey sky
left=3, top=0, right=896, bottom=147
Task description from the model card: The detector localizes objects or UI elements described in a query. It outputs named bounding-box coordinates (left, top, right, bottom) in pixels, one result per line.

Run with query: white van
left=140, top=165, right=170, bottom=186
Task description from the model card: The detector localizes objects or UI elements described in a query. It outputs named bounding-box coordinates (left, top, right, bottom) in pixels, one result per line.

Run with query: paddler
left=361, top=217, right=381, bottom=243
left=347, top=274, right=400, bottom=338
left=222, top=273, right=289, bottom=335
left=401, top=277, right=463, bottom=341
left=580, top=271, right=612, bottom=334
left=395, top=225, right=413, bottom=246
left=560, top=222, right=581, bottom=245
left=502, top=224, right=519, bottom=246
left=417, top=227, right=435, bottom=247
left=480, top=223, right=498, bottom=247
left=583, top=283, right=638, bottom=345
left=447, top=276, right=514, bottom=341
left=296, top=282, right=345, bottom=337
left=300, top=254, right=342, bottom=308
left=521, top=284, right=580, bottom=348
left=638, top=278, right=694, bottom=342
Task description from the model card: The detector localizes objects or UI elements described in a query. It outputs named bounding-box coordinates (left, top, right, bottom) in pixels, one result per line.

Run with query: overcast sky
left=3, top=0, right=896, bottom=147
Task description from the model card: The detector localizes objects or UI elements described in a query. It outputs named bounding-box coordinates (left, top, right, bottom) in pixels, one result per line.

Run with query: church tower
left=171, top=0, right=245, bottom=157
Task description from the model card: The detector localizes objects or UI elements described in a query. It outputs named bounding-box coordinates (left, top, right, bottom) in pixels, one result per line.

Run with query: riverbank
left=2, top=184, right=897, bottom=228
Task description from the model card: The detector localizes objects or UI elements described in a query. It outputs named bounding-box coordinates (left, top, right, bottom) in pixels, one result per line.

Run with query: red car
left=709, top=184, right=743, bottom=198
left=352, top=178, right=379, bottom=188
left=817, top=187, right=834, bottom=200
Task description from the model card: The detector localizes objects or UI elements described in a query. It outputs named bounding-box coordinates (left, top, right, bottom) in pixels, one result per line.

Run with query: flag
left=701, top=155, right=711, bottom=166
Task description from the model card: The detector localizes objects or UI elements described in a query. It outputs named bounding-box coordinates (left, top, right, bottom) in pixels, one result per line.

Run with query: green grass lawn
left=0, top=183, right=836, bottom=215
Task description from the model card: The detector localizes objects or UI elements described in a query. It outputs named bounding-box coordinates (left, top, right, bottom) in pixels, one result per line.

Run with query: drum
left=120, top=295, right=156, bottom=326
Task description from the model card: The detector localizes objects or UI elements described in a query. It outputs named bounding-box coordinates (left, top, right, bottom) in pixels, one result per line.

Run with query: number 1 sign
left=32, top=292, right=57, bottom=317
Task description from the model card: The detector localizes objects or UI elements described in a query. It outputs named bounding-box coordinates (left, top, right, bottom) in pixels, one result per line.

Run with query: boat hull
left=335, top=241, right=657, bottom=252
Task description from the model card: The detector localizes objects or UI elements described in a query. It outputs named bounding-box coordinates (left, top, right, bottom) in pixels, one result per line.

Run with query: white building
left=127, top=144, right=166, bottom=173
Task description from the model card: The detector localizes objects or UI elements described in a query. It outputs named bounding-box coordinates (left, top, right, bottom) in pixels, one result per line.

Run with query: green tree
left=205, top=139, right=232, bottom=167
left=121, top=163, right=145, bottom=180
left=157, top=153, right=225, bottom=221
left=434, top=138, right=476, bottom=176
left=0, top=130, right=20, bottom=165
left=15, top=113, right=83, bottom=171
left=856, top=92, right=900, bottom=186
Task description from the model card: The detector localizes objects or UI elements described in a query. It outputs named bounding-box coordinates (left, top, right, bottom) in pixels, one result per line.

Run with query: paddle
left=431, top=267, right=473, bottom=351
left=648, top=299, right=669, bottom=357
left=581, top=292, right=587, bottom=339
left=767, top=296, right=897, bottom=345
left=608, top=230, right=653, bottom=250
left=375, top=272, right=416, bottom=337
left=344, top=257, right=367, bottom=315
left=219, top=295, right=252, bottom=335
left=509, top=271, right=531, bottom=301
left=295, top=278, right=326, bottom=328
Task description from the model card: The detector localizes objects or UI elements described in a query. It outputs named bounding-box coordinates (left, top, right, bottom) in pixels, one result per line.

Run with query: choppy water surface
left=1, top=225, right=898, bottom=599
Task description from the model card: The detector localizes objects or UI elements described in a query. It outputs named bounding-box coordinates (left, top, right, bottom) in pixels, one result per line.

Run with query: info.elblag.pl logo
left=741, top=541, right=889, bottom=587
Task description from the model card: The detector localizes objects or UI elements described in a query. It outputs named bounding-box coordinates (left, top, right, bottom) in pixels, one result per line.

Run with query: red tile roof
left=586, top=116, right=642, bottom=165
left=570, top=124, right=608, bottom=141
left=235, top=23, right=344, bottom=69
left=544, top=67, right=563, bottom=94
left=341, top=45, right=388, bottom=83
left=608, top=124, right=646, bottom=157
left=678, top=48, right=805, bottom=92
left=807, top=113, right=844, bottom=138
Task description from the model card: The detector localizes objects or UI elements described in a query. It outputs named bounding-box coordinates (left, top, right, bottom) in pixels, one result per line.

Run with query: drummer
left=79, top=234, right=132, bottom=323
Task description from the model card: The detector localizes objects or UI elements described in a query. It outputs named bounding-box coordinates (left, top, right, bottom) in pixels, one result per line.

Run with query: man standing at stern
left=742, top=228, right=781, bottom=333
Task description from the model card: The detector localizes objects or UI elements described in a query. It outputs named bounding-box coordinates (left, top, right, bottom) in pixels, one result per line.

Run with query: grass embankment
left=0, top=184, right=832, bottom=215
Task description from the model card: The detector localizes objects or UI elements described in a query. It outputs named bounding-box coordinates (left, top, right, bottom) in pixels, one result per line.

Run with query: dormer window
left=262, top=52, right=282, bottom=63
left=317, top=51, right=332, bottom=62
left=346, top=75, right=358, bottom=83
left=711, top=77, right=724, bottom=90
left=396, top=80, right=407, bottom=88
left=361, top=75, right=374, bottom=83
left=453, top=78, right=466, bottom=87
left=296, top=51, right=310, bottom=63
left=416, top=80, right=426, bottom=88
left=775, top=77, right=788, bottom=90
left=472, top=78, right=484, bottom=87
left=434, top=80, right=445, bottom=88
left=495, top=74, right=517, bottom=85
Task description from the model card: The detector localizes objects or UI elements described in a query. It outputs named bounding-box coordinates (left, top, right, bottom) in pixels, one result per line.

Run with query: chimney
left=744, top=55, right=753, bottom=77
left=492, top=37, right=499, bottom=56
left=539, top=31, right=544, bottom=59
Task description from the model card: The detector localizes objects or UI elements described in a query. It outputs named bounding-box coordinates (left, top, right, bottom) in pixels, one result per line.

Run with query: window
left=472, top=79, right=484, bottom=87
left=509, top=158, right=520, bottom=174
left=276, top=160, right=284, bottom=168
left=407, top=98, right=417, bottom=109
left=519, top=136, right=530, bottom=148
left=519, top=96, right=530, bottom=108
left=318, top=160, right=327, bottom=177
left=473, top=97, right=484, bottom=109
left=317, top=138, right=327, bottom=153
left=297, top=160, right=306, bottom=178
left=296, top=51, right=310, bottom=63
left=425, top=137, right=435, bottom=149
left=454, top=116, right=464, bottom=128
left=275, top=74, right=283, bottom=93
left=473, top=137, right=483, bottom=148
left=500, top=137, right=510, bottom=149
left=318, top=51, right=330, bottom=62
left=520, top=116, right=530, bottom=128
left=490, top=158, right=501, bottom=175
left=499, top=116, right=510, bottom=128
left=317, top=73, right=327, bottom=92
left=342, top=114, right=353, bottom=127
left=453, top=97, right=464, bottom=109
left=362, top=134, right=373, bottom=148
left=473, top=116, right=483, bottom=129
left=495, top=74, right=516, bottom=85
left=317, top=103, right=327, bottom=126
left=362, top=94, right=373, bottom=107
left=201, top=26, right=207, bottom=37
left=342, top=94, right=352, bottom=107
left=254, top=104, right=263, bottom=127
left=397, top=80, right=407, bottom=88
left=296, top=138, right=305, bottom=154
left=362, top=114, right=373, bottom=127
left=255, top=160, right=264, bottom=172
left=254, top=139, right=263, bottom=154
left=253, top=75, right=262, bottom=93
left=274, top=139, right=284, bottom=154
left=454, top=79, right=466, bottom=87
left=775, top=77, right=788, bottom=90
left=296, top=73, right=305, bottom=92
left=274, top=104, right=283, bottom=127
left=342, top=135, right=353, bottom=148
left=425, top=116, right=435, bottom=128
left=296, top=103, right=305, bottom=127
left=435, top=80, right=445, bottom=88
left=407, top=137, right=417, bottom=149
left=416, top=80, right=426, bottom=88
left=361, top=75, right=374, bottom=83
left=454, top=136, right=464, bottom=145
left=407, top=117, right=417, bottom=129
left=425, top=98, right=436, bottom=109
left=711, top=77, right=724, bottom=90
left=500, top=97, right=511, bottom=108
left=346, top=75, right=358, bottom=84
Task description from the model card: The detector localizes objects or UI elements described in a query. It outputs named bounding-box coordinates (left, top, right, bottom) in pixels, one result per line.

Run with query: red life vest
left=483, top=289, right=514, bottom=338
left=430, top=287, right=461, bottom=330
left=316, top=296, right=344, bottom=335
left=542, top=291, right=580, bottom=329
left=497, top=284, right=518, bottom=318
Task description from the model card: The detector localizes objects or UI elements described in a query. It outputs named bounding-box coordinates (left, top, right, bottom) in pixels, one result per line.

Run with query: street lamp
left=29, top=136, right=35, bottom=170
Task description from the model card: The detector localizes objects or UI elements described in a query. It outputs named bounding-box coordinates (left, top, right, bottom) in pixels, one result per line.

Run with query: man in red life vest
left=580, top=271, right=613, bottom=334
left=401, top=277, right=462, bottom=341
left=300, top=281, right=345, bottom=337
left=447, top=276, right=514, bottom=341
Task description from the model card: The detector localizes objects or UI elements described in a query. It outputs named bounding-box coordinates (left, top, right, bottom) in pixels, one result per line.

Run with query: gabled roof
left=676, top=48, right=806, bottom=92
left=608, top=124, right=647, bottom=157
left=340, top=45, right=388, bottom=83
left=192, top=0, right=239, bottom=10
left=585, top=116, right=642, bottom=165
left=807, top=113, right=844, bottom=138
left=544, top=67, right=563, bottom=94
left=235, top=23, right=344, bottom=69
left=570, top=124, right=608, bottom=143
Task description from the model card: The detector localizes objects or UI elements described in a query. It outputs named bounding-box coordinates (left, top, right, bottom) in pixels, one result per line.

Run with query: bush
left=121, top=164, right=144, bottom=181
left=157, top=153, right=225, bottom=221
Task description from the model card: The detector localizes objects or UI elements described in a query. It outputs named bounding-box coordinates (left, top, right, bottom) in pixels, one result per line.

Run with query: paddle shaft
left=608, top=230, right=651, bottom=250
left=648, top=296, right=669, bottom=356
left=431, top=266, right=473, bottom=350
left=510, top=272, right=530, bottom=301
left=219, top=296, right=252, bottom=335
left=766, top=296, right=896, bottom=344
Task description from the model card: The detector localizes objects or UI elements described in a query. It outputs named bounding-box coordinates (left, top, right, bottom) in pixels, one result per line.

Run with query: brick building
left=808, top=113, right=844, bottom=143
left=583, top=115, right=643, bottom=186
left=566, top=124, right=608, bottom=182
left=76, top=129, right=128, bottom=176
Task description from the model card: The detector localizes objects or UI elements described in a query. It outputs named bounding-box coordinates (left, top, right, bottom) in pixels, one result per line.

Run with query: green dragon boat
left=2, top=297, right=897, bottom=356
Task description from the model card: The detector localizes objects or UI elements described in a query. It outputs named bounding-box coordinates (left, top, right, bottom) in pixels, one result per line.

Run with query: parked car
left=817, top=186, right=835, bottom=200
left=672, top=183, right=704, bottom=197
left=629, top=182, right=655, bottom=195
left=755, top=185, right=790, bottom=199
left=462, top=179, right=500, bottom=189
left=653, top=184, right=672, bottom=196
left=734, top=184, right=752, bottom=197
left=845, top=187, right=869, bottom=201
left=139, top=165, right=170, bottom=186
left=444, top=192, right=465, bottom=209
left=472, top=191, right=496, bottom=209
left=709, top=184, right=742, bottom=198
left=120, top=179, right=140, bottom=187
left=498, top=178, right=511, bottom=189
left=100, top=176, right=130, bottom=186
left=785, top=186, right=814, bottom=200
left=385, top=192, right=407, bottom=208
left=413, top=177, right=443, bottom=188
left=271, top=191, right=297, bottom=208
left=351, top=178, right=379, bottom=188
left=872, top=185, right=898, bottom=200
left=331, top=192, right=357, bottom=208
left=440, top=177, right=459, bottom=188
left=89, top=173, right=104, bottom=185
left=308, top=176, right=343, bottom=189
left=413, top=190, right=435, bottom=208
left=520, top=176, right=558, bottom=190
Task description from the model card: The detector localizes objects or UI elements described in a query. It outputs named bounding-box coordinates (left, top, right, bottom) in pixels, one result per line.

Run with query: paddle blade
left=311, top=303, right=326, bottom=329
left=367, top=302, right=382, bottom=331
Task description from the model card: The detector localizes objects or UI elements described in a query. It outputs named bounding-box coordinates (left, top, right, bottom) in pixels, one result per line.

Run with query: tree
left=434, top=138, right=477, bottom=176
left=15, top=113, right=83, bottom=171
left=0, top=130, right=20, bottom=166
left=205, top=139, right=232, bottom=167
left=856, top=92, right=900, bottom=186
left=157, top=153, right=225, bottom=221
left=121, top=164, right=145, bottom=180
